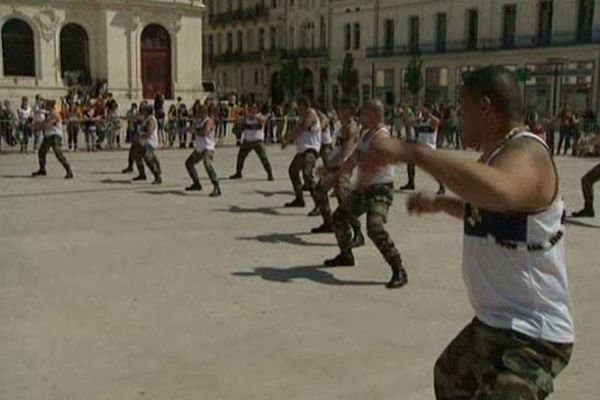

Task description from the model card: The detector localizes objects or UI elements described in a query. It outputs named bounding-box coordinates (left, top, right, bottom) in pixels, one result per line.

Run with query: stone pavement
left=0, top=144, right=598, bottom=400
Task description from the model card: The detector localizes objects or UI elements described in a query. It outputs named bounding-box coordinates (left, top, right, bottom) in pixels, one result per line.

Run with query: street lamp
left=547, top=57, right=568, bottom=118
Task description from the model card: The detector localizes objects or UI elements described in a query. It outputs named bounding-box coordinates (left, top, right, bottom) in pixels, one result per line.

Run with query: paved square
left=1, top=145, right=599, bottom=400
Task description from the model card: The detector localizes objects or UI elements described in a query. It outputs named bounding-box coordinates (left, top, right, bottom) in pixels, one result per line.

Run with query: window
left=270, top=26, right=277, bottom=49
left=537, top=1, right=553, bottom=46
left=237, top=30, right=243, bottom=53
left=1, top=18, right=35, bottom=77
left=226, top=32, right=233, bottom=53
left=502, top=4, right=517, bottom=48
left=208, top=34, right=214, bottom=56
left=60, top=23, right=90, bottom=84
left=383, top=19, right=394, bottom=50
left=409, top=16, right=420, bottom=53
left=577, top=0, right=595, bottom=42
left=436, top=13, right=447, bottom=52
left=353, top=22, right=361, bottom=49
left=343, top=23, right=351, bottom=50
left=467, top=9, right=478, bottom=50
left=258, top=28, right=265, bottom=51
left=320, top=17, right=327, bottom=48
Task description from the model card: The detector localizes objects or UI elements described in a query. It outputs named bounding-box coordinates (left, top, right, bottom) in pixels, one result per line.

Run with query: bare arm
left=329, top=122, right=359, bottom=166
left=378, top=136, right=556, bottom=213
left=201, top=118, right=215, bottom=137
left=406, top=192, right=464, bottom=219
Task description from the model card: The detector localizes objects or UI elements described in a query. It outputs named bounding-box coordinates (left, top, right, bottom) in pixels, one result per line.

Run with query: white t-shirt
left=356, top=126, right=395, bottom=185
left=462, top=131, right=574, bottom=343
left=195, top=117, right=216, bottom=152
left=140, top=115, right=159, bottom=149
left=415, top=118, right=437, bottom=149
left=44, top=114, right=63, bottom=138
left=17, top=105, right=32, bottom=121
left=33, top=102, right=46, bottom=123
left=296, top=109, right=321, bottom=154
left=243, top=116, right=265, bottom=142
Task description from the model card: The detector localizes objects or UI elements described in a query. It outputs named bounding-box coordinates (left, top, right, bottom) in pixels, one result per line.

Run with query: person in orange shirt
left=66, top=101, right=83, bottom=151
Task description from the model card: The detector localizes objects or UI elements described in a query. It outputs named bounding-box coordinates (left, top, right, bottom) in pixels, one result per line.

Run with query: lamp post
left=547, top=57, right=568, bottom=118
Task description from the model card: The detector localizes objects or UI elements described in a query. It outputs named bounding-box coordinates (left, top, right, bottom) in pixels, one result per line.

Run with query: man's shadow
left=0, top=174, right=34, bottom=179
left=139, top=190, right=189, bottom=196
left=237, top=231, right=336, bottom=247
left=99, top=178, right=132, bottom=185
left=232, top=264, right=384, bottom=287
left=214, top=205, right=305, bottom=216
left=249, top=189, right=295, bottom=198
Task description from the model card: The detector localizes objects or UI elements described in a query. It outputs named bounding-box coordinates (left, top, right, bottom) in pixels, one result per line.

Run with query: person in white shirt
left=184, top=103, right=221, bottom=197
left=374, top=66, right=574, bottom=399
left=229, top=103, right=274, bottom=181
left=400, top=107, right=445, bottom=195
left=281, top=96, right=321, bottom=208
left=17, top=96, right=32, bottom=153
left=320, top=100, right=407, bottom=289
left=132, top=104, right=162, bottom=185
left=32, top=94, right=46, bottom=151
left=31, top=99, right=73, bottom=179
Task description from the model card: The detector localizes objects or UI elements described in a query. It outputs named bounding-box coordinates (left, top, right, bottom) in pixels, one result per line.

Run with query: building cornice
left=0, top=0, right=205, bottom=15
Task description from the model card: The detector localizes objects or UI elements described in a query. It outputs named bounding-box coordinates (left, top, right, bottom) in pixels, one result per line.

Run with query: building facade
left=0, top=0, right=204, bottom=104
left=329, top=0, right=600, bottom=117
left=202, top=0, right=330, bottom=104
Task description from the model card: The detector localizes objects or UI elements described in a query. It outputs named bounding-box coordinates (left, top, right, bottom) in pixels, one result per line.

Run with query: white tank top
left=296, top=111, right=321, bottom=154
left=356, top=126, right=395, bottom=185
left=195, top=117, right=216, bottom=151
left=44, top=119, right=63, bottom=138
left=140, top=115, right=159, bottom=148
left=415, top=118, right=437, bottom=149
left=243, top=117, right=264, bottom=142
left=462, top=131, right=574, bottom=343
left=321, top=125, right=333, bottom=145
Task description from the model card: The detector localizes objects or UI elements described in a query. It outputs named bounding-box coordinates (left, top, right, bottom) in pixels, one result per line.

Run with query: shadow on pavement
left=99, top=178, right=133, bottom=185
left=237, top=231, right=337, bottom=247
left=0, top=174, right=35, bottom=179
left=139, top=190, right=189, bottom=196
left=232, top=264, right=384, bottom=286
left=249, top=189, right=295, bottom=197
left=565, top=217, right=600, bottom=229
left=91, top=171, right=125, bottom=175
left=214, top=205, right=304, bottom=216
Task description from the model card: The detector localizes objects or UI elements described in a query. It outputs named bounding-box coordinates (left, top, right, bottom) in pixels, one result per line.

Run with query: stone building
left=0, top=0, right=205, bottom=105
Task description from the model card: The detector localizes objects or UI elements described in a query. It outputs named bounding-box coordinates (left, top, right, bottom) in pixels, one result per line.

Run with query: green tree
left=405, top=55, right=423, bottom=107
left=280, top=56, right=302, bottom=98
left=337, top=52, right=359, bottom=104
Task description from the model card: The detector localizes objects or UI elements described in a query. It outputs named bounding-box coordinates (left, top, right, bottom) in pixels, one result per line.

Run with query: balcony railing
left=366, top=31, right=600, bottom=58
left=281, top=47, right=328, bottom=59
left=207, top=5, right=269, bottom=25
left=205, top=49, right=285, bottom=65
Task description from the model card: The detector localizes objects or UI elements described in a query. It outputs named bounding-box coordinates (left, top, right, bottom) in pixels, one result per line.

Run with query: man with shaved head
left=374, top=66, right=574, bottom=399
left=320, top=99, right=407, bottom=289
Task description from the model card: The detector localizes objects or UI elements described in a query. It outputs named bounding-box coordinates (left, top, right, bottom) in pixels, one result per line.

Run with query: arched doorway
left=141, top=24, right=172, bottom=99
left=270, top=72, right=284, bottom=104
left=301, top=68, right=314, bottom=101
left=1, top=18, right=35, bottom=77
left=60, top=23, right=90, bottom=85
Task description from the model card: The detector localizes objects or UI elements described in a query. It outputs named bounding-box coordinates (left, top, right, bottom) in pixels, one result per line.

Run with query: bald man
left=321, top=100, right=407, bottom=289
left=374, top=66, right=573, bottom=399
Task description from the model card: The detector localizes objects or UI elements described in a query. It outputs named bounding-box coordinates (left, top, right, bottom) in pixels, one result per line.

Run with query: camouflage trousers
left=434, top=318, right=573, bottom=400
left=186, top=149, right=219, bottom=185
left=38, top=135, right=71, bottom=173
left=134, top=143, right=162, bottom=179
left=235, top=140, right=273, bottom=177
left=313, top=174, right=360, bottom=231
left=289, top=149, right=318, bottom=200
left=581, top=162, right=600, bottom=211
left=332, top=183, right=402, bottom=267
left=319, top=143, right=334, bottom=167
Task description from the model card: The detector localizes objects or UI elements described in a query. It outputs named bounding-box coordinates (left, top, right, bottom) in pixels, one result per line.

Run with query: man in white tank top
left=321, top=100, right=407, bottom=289
left=184, top=104, right=221, bottom=197
left=400, top=107, right=445, bottom=195
left=374, top=66, right=574, bottom=399
left=281, top=96, right=321, bottom=208
left=132, top=104, right=162, bottom=184
left=307, top=108, right=336, bottom=216
left=31, top=99, right=73, bottom=179
left=229, top=103, right=274, bottom=181
left=17, top=96, right=32, bottom=153
left=311, top=100, right=364, bottom=247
